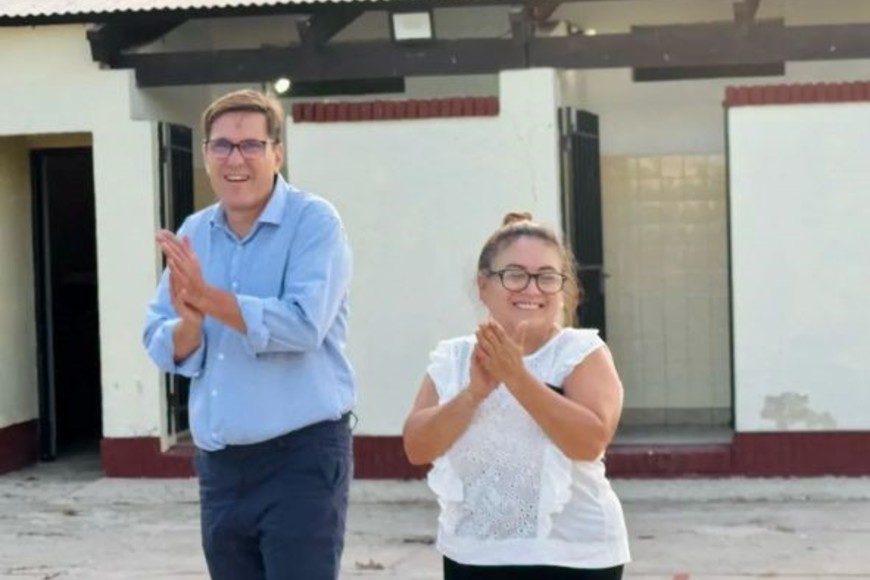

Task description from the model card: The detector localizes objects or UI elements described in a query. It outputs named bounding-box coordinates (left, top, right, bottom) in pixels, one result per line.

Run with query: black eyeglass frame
left=203, top=138, right=278, bottom=159
left=486, top=268, right=568, bottom=294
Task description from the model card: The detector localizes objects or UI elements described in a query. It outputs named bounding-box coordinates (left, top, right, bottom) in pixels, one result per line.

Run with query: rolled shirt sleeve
left=238, top=204, right=351, bottom=355
left=144, top=318, right=206, bottom=377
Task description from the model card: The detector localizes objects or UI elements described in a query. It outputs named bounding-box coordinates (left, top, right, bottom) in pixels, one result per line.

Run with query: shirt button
left=231, top=282, right=238, bottom=289
left=217, top=353, right=225, bottom=361
left=211, top=390, right=218, bottom=397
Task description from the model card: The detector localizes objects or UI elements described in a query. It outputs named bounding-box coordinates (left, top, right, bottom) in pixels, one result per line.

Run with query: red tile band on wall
left=292, top=97, right=500, bottom=123
left=725, top=81, right=870, bottom=107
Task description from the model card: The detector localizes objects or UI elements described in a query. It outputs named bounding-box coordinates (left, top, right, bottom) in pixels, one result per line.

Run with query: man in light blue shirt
left=143, top=89, right=355, bottom=580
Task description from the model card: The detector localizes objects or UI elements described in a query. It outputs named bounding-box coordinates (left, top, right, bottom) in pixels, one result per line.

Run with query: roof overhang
left=8, top=1, right=870, bottom=87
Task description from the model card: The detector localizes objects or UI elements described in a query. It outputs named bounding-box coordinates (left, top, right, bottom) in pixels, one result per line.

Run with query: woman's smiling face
left=478, top=236, right=566, bottom=337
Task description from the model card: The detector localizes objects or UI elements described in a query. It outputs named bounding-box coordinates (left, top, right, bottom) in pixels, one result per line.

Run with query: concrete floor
left=1, top=454, right=869, bottom=579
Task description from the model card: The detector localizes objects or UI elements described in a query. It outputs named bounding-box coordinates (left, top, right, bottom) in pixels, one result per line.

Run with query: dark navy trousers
left=194, top=415, right=352, bottom=580
left=444, top=558, right=624, bottom=580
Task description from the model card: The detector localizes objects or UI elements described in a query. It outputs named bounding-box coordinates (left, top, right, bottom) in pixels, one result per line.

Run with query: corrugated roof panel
left=0, top=0, right=389, bottom=19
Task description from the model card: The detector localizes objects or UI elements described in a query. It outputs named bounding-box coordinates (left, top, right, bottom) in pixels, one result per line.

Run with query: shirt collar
left=257, top=174, right=289, bottom=226
left=210, top=174, right=289, bottom=231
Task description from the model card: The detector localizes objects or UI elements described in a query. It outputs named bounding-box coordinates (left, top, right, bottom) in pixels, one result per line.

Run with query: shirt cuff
left=237, top=294, right=269, bottom=354
left=167, top=319, right=206, bottom=377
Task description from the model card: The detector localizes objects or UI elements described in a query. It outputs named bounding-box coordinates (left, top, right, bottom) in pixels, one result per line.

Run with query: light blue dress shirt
left=143, top=175, right=355, bottom=451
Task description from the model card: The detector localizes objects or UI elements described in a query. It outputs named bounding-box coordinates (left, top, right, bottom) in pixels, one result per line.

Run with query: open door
left=559, top=108, right=606, bottom=338
left=31, top=147, right=102, bottom=460
left=158, top=122, right=195, bottom=436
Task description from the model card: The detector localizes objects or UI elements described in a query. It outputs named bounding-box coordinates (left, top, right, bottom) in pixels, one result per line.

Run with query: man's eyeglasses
left=487, top=268, right=567, bottom=294
left=204, top=138, right=275, bottom=160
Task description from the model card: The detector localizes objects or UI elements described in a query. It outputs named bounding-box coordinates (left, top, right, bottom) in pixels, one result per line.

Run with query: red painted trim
left=353, top=436, right=429, bottom=479
left=101, top=437, right=194, bottom=478
left=100, top=432, right=870, bottom=478
left=605, top=444, right=733, bottom=478
left=0, top=419, right=38, bottom=475
left=291, top=97, right=499, bottom=123
left=733, top=432, right=870, bottom=476
left=607, top=432, right=870, bottom=477
left=725, top=81, right=870, bottom=107
left=99, top=435, right=430, bottom=479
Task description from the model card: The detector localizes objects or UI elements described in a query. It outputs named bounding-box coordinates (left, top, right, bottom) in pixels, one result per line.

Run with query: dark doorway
left=559, top=108, right=607, bottom=338
left=31, top=147, right=102, bottom=460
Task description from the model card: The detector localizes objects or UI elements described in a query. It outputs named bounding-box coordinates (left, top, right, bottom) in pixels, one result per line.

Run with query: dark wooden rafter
left=114, top=19, right=870, bottom=87
left=509, top=9, right=533, bottom=43
left=86, top=17, right=186, bottom=64
left=509, top=9, right=533, bottom=68
left=591, top=20, right=786, bottom=68
left=526, top=0, right=562, bottom=23
left=734, top=0, right=762, bottom=35
left=511, top=0, right=564, bottom=42
left=119, top=39, right=528, bottom=85
left=296, top=6, right=365, bottom=48
left=634, top=63, right=784, bottom=82
left=734, top=0, right=762, bottom=26
left=513, top=0, right=563, bottom=43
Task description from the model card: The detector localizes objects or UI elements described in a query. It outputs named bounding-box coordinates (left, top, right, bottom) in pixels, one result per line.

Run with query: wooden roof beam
left=734, top=0, right=762, bottom=25
left=115, top=20, right=870, bottom=86
left=87, top=17, right=186, bottom=64
left=734, top=0, right=762, bottom=35
left=526, top=0, right=563, bottom=23
left=296, top=6, right=365, bottom=48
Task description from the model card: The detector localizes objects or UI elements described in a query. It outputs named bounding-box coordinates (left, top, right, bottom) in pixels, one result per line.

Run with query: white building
left=0, top=0, right=867, bottom=478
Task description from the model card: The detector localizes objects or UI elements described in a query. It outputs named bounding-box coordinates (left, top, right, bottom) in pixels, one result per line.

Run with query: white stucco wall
left=287, top=69, right=561, bottom=435
left=729, top=101, right=870, bottom=432
left=553, top=5, right=870, bottom=426
left=131, top=86, right=217, bottom=209
left=0, top=138, right=39, bottom=429
left=0, top=25, right=167, bottom=442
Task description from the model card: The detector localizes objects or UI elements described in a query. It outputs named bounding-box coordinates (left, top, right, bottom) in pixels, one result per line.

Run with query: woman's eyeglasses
left=487, top=268, right=567, bottom=294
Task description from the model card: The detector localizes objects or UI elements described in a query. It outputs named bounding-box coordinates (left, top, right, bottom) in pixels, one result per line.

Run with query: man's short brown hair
left=202, top=89, right=284, bottom=142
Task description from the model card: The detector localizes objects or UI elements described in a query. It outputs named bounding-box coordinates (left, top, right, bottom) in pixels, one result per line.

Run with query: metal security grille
left=158, top=122, right=194, bottom=435
left=559, top=108, right=606, bottom=339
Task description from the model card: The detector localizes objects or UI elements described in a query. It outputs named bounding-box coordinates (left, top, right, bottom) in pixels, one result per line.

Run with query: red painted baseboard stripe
left=0, top=420, right=38, bottom=475
left=96, top=431, right=870, bottom=479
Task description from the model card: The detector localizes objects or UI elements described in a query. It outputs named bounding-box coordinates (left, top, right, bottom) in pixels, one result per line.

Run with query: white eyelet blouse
left=425, top=327, right=631, bottom=569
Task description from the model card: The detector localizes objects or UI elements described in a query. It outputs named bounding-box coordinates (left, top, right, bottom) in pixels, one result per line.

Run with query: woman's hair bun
left=502, top=211, right=534, bottom=226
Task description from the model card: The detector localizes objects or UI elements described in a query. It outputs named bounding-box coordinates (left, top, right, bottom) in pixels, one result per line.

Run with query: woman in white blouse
left=403, top=212, right=630, bottom=580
